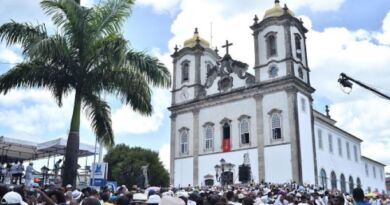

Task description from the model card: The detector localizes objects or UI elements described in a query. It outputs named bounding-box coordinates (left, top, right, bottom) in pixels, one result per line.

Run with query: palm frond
left=40, top=0, right=90, bottom=50
left=0, top=61, right=69, bottom=94
left=87, top=67, right=152, bottom=115
left=83, top=93, right=114, bottom=147
left=0, top=21, right=47, bottom=53
left=126, top=50, right=171, bottom=88
left=88, top=0, right=134, bottom=37
left=27, top=34, right=73, bottom=63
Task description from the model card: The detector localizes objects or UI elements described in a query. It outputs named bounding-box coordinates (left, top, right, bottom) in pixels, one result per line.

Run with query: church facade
left=168, top=1, right=386, bottom=193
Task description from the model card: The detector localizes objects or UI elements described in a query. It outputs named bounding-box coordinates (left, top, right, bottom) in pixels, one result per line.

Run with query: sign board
left=91, top=162, right=108, bottom=179
left=90, top=178, right=107, bottom=187
left=90, top=162, right=108, bottom=186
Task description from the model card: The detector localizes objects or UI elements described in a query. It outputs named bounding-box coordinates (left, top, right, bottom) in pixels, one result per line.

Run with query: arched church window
left=320, top=169, right=327, bottom=189
left=340, top=174, right=346, bottom=193
left=203, top=122, right=214, bottom=151
left=356, top=177, right=361, bottom=188
left=349, top=176, right=354, bottom=193
left=294, top=33, right=302, bottom=60
left=331, top=171, right=337, bottom=189
left=268, top=66, right=279, bottom=78
left=271, top=112, right=282, bottom=140
left=266, top=32, right=277, bottom=58
left=238, top=115, right=251, bottom=146
left=179, top=127, right=189, bottom=155
left=298, top=67, right=304, bottom=79
left=220, top=118, right=232, bottom=152
left=181, top=60, right=190, bottom=82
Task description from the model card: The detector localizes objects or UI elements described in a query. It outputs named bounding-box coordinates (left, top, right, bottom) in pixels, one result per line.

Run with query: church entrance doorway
left=222, top=123, right=231, bottom=152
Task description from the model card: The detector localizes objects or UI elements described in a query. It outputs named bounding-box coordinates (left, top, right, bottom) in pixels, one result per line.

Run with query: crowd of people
left=0, top=182, right=388, bottom=205
left=0, top=162, right=38, bottom=187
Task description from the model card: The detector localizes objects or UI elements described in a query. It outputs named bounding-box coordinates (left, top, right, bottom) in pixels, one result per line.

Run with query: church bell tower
left=250, top=0, right=317, bottom=184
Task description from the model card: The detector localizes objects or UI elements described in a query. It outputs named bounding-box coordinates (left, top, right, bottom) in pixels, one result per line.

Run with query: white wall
left=174, top=157, right=194, bottom=187
left=264, top=144, right=292, bottom=183
left=198, top=98, right=257, bottom=153
left=198, top=148, right=259, bottom=186
left=361, top=158, right=386, bottom=193
left=259, top=62, right=287, bottom=82
left=262, top=91, right=290, bottom=145
left=297, top=92, right=315, bottom=184
left=314, top=120, right=386, bottom=193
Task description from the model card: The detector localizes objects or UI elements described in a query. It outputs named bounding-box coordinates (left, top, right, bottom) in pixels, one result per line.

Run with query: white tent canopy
left=0, top=136, right=97, bottom=162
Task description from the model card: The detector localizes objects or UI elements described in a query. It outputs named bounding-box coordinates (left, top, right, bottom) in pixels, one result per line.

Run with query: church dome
left=263, top=0, right=294, bottom=19
left=183, top=28, right=210, bottom=48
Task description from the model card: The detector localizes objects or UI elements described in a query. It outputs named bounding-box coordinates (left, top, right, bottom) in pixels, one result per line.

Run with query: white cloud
left=0, top=46, right=22, bottom=65
left=111, top=88, right=170, bottom=134
left=158, top=143, right=170, bottom=171
left=136, top=0, right=181, bottom=14
left=375, top=11, right=390, bottom=45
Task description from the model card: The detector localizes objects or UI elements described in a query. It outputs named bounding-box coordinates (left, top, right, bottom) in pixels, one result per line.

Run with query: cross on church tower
left=222, top=40, right=233, bottom=55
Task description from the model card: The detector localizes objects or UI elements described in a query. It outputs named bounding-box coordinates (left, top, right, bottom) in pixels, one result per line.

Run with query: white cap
left=66, top=184, right=73, bottom=189
left=132, top=193, right=147, bottom=202
left=1, top=191, right=28, bottom=205
left=160, top=196, right=185, bottom=205
left=146, top=195, right=161, bottom=204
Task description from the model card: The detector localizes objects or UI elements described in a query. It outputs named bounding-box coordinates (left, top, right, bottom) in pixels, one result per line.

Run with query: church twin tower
left=169, top=1, right=317, bottom=186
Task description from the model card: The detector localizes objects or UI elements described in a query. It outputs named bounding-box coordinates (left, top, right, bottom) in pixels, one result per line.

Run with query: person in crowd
left=25, top=163, right=37, bottom=187
left=353, top=188, right=370, bottom=205
left=82, top=197, right=101, bottom=205
left=53, top=159, right=62, bottom=179
left=10, top=162, right=18, bottom=185
left=16, top=161, right=24, bottom=185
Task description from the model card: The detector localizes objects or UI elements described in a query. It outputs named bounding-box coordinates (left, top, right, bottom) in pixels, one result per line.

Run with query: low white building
left=168, top=0, right=387, bottom=193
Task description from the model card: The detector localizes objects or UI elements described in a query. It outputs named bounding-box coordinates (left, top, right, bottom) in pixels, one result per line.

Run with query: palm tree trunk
left=63, top=91, right=81, bottom=186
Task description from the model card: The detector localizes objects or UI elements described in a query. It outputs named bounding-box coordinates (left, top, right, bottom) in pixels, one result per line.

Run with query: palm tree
left=0, top=0, right=171, bottom=186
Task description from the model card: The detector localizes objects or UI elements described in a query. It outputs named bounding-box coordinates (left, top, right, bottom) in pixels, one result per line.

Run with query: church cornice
left=171, top=46, right=219, bottom=60
left=250, top=14, right=308, bottom=37
left=254, top=57, right=311, bottom=72
left=168, top=76, right=315, bottom=113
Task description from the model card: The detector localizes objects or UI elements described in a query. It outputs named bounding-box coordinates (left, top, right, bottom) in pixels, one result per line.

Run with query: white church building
left=168, top=0, right=386, bottom=193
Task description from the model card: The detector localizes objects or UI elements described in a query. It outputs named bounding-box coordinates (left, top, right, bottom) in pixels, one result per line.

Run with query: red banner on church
left=223, top=139, right=231, bottom=152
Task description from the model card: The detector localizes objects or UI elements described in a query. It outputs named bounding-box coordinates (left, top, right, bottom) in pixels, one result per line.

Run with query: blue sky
left=1, top=0, right=390, bottom=172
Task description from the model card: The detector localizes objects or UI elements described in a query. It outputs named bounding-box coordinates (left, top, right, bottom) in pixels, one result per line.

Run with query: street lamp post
left=214, top=158, right=235, bottom=186
left=338, top=73, right=390, bottom=100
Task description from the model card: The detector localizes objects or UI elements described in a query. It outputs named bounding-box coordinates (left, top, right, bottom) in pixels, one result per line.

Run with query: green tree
left=0, top=0, right=170, bottom=186
left=104, top=144, right=169, bottom=187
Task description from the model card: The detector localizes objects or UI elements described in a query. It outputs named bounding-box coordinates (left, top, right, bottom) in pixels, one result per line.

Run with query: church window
left=268, top=66, right=279, bottom=78
left=203, top=123, right=214, bottom=151
left=301, top=98, right=306, bottom=112
left=331, top=171, right=337, bottom=189
left=340, top=174, right=346, bottom=193
left=220, top=118, right=232, bottom=152
left=179, top=127, right=189, bottom=155
left=238, top=115, right=251, bottom=145
left=328, top=134, right=333, bottom=153
left=346, top=142, right=351, bottom=160
left=298, top=67, right=304, bottom=79
left=294, top=34, right=302, bottom=60
left=181, top=60, right=190, bottom=82
left=338, top=138, right=342, bottom=157
left=349, top=176, right=354, bottom=193
left=266, top=32, right=277, bottom=57
left=320, top=169, right=327, bottom=189
left=353, top=145, right=358, bottom=162
left=365, top=163, right=369, bottom=177
left=373, top=166, right=376, bottom=178
left=318, top=129, right=323, bottom=149
left=356, top=177, right=361, bottom=188
left=271, top=113, right=282, bottom=140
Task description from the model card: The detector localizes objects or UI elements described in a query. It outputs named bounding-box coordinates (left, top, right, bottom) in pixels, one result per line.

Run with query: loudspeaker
left=239, top=165, right=251, bottom=183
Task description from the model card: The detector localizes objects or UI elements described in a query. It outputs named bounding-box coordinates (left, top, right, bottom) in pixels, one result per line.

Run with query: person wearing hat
left=1, top=191, right=28, bottom=205
left=131, top=193, right=147, bottom=205
left=145, top=195, right=161, bottom=205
